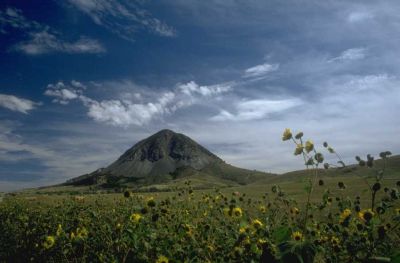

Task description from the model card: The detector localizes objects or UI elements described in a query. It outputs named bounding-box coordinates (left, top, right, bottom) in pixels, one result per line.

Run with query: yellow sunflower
left=305, top=140, right=314, bottom=153
left=282, top=128, right=292, bottom=141
left=292, top=231, right=304, bottom=242
left=43, top=235, right=55, bottom=249
left=339, top=208, right=352, bottom=223
left=252, top=219, right=263, bottom=229
left=232, top=207, right=243, bottom=218
left=358, top=209, right=374, bottom=223
left=130, top=213, right=142, bottom=224
left=156, top=255, right=169, bottom=263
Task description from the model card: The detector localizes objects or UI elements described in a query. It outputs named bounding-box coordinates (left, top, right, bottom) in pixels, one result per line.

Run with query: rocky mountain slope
left=64, top=129, right=273, bottom=189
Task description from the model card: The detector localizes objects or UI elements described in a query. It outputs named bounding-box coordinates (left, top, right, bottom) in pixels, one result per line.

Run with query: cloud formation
left=211, top=98, right=302, bottom=122
left=0, top=7, right=105, bottom=55
left=0, top=7, right=41, bottom=33
left=178, top=81, right=232, bottom=97
left=330, top=48, right=367, bottom=62
left=243, top=63, right=279, bottom=78
left=14, top=30, right=105, bottom=55
left=347, top=11, right=373, bottom=23
left=67, top=0, right=176, bottom=41
left=44, top=80, right=232, bottom=127
left=0, top=94, right=39, bottom=114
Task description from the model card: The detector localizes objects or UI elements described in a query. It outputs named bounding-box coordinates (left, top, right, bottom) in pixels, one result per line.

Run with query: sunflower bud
left=323, top=142, right=328, bottom=148
left=324, top=163, right=329, bottom=169
left=372, top=182, right=381, bottom=192
left=314, top=153, right=324, bottom=163
left=295, top=132, right=304, bottom=139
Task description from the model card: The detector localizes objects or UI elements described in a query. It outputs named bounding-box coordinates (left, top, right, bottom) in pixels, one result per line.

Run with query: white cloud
left=0, top=94, right=39, bottom=114
left=178, top=81, right=232, bottom=97
left=44, top=81, right=83, bottom=104
left=44, top=80, right=233, bottom=127
left=67, top=0, right=176, bottom=40
left=243, top=63, right=279, bottom=78
left=211, top=98, right=302, bottom=121
left=330, top=48, right=367, bottom=62
left=84, top=92, right=176, bottom=127
left=347, top=11, right=373, bottom=23
left=0, top=7, right=41, bottom=33
left=1, top=7, right=105, bottom=55
left=14, top=30, right=105, bottom=55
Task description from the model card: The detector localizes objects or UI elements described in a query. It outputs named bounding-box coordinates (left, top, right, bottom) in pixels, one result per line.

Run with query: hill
left=62, top=129, right=274, bottom=190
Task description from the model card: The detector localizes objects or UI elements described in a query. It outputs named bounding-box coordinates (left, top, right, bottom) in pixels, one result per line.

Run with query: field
left=1, top=136, right=400, bottom=262
left=1, top=173, right=400, bottom=262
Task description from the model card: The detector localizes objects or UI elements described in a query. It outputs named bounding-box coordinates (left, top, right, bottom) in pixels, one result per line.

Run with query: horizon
left=1, top=1, right=400, bottom=191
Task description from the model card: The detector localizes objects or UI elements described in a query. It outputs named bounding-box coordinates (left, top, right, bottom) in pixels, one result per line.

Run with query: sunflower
left=239, top=226, right=249, bottom=234
left=305, top=140, right=314, bottom=153
left=252, top=219, right=263, bottom=229
left=43, top=235, right=55, bottom=249
left=76, top=227, right=88, bottom=239
left=292, top=231, right=304, bottom=242
left=56, top=224, right=63, bottom=237
left=331, top=236, right=340, bottom=246
left=291, top=207, right=300, bottom=215
left=156, top=255, right=169, bottom=263
left=294, top=144, right=304, bottom=156
left=147, top=197, right=156, bottom=207
left=257, top=238, right=267, bottom=246
left=339, top=208, right=352, bottom=223
left=232, top=207, right=243, bottom=218
left=259, top=205, right=267, bottom=213
left=130, top=213, right=142, bottom=223
left=358, top=209, right=374, bottom=223
left=282, top=128, right=292, bottom=141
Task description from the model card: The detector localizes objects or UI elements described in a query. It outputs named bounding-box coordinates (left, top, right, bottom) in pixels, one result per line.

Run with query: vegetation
left=1, top=129, right=400, bottom=262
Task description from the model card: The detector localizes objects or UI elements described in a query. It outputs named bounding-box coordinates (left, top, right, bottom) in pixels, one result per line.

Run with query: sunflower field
left=1, top=130, right=400, bottom=263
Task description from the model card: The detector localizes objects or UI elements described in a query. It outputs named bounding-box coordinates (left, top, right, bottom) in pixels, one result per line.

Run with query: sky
left=1, top=0, right=400, bottom=191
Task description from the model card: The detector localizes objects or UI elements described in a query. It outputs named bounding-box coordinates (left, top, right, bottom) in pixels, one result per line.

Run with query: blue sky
left=1, top=0, right=400, bottom=191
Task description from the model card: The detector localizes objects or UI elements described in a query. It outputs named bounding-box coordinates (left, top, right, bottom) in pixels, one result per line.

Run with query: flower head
left=282, top=128, right=292, bottom=141
left=294, top=144, right=304, bottom=155
left=305, top=140, right=314, bottom=153
left=331, top=236, right=340, bottom=246
left=339, top=209, right=352, bottom=223
left=130, top=213, right=142, bottom=224
left=43, top=235, right=55, bottom=249
left=358, top=209, right=374, bottom=223
left=156, top=255, right=169, bottom=263
left=292, top=231, right=304, bottom=242
left=56, top=224, right=63, bottom=237
left=76, top=227, right=88, bottom=239
left=290, top=207, right=300, bottom=215
left=395, top=208, right=400, bottom=216
left=146, top=197, right=156, bottom=207
left=252, top=219, right=263, bottom=229
left=232, top=207, right=243, bottom=218
left=259, top=205, right=267, bottom=213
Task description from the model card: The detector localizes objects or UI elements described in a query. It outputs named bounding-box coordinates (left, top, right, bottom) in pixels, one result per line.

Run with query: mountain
left=64, top=129, right=273, bottom=189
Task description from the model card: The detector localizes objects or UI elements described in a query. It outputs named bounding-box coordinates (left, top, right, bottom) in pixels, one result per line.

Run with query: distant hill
left=63, top=129, right=274, bottom=190
left=266, top=154, right=400, bottom=184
